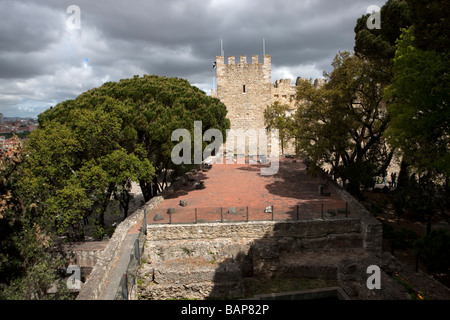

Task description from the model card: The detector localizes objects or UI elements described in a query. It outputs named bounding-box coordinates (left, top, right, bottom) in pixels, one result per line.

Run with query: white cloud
left=273, top=64, right=324, bottom=84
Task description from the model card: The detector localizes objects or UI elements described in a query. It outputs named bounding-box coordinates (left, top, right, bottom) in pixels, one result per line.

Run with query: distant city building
left=0, top=136, right=21, bottom=150
left=0, top=113, right=3, bottom=125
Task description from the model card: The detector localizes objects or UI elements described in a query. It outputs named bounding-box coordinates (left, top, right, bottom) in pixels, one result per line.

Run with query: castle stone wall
left=272, top=79, right=297, bottom=111
left=215, top=55, right=272, bottom=154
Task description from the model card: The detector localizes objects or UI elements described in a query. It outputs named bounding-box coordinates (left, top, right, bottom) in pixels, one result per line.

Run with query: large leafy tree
left=380, top=0, right=450, bottom=228
left=353, top=0, right=450, bottom=227
left=26, top=102, right=154, bottom=232
left=27, top=75, right=229, bottom=232
left=384, top=26, right=450, bottom=227
left=385, top=27, right=449, bottom=176
left=85, top=75, right=230, bottom=201
left=293, top=52, right=392, bottom=197
left=0, top=143, right=71, bottom=299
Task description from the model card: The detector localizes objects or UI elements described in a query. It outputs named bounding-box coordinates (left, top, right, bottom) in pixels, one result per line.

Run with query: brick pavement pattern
left=150, top=158, right=350, bottom=224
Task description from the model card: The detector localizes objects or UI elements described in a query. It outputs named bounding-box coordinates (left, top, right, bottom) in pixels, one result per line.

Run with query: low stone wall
left=325, top=180, right=382, bottom=253
left=146, top=219, right=361, bottom=241
left=63, top=241, right=108, bottom=269
left=76, top=196, right=163, bottom=300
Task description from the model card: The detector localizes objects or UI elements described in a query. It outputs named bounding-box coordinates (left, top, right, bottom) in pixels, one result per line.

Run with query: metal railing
left=115, top=210, right=147, bottom=300
left=150, top=202, right=352, bottom=225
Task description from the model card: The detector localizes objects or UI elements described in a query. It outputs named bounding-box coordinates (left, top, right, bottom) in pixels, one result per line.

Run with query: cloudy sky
left=0, top=0, right=386, bottom=118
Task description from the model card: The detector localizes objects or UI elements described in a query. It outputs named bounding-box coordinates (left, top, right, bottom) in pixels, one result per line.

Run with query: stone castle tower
left=212, top=55, right=273, bottom=134
left=211, top=54, right=300, bottom=155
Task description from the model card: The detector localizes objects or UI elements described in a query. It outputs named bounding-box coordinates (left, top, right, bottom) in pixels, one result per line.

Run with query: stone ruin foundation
left=136, top=219, right=410, bottom=300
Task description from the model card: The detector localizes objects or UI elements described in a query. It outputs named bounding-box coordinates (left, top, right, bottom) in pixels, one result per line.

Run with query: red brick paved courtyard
left=149, top=158, right=351, bottom=224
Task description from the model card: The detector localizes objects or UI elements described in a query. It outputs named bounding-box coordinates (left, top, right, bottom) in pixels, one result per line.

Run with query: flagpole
left=263, top=38, right=266, bottom=56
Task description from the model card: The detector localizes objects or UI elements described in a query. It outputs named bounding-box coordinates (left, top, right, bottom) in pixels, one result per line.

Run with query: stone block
left=194, top=181, right=205, bottom=190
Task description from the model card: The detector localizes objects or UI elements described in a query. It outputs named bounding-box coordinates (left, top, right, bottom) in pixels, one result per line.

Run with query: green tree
left=29, top=75, right=229, bottom=232
left=293, top=52, right=393, bottom=197
left=355, top=0, right=450, bottom=227
left=385, top=27, right=449, bottom=177
left=25, top=90, right=155, bottom=232
left=354, top=0, right=413, bottom=201
left=83, top=75, right=230, bottom=201
left=384, top=26, right=450, bottom=226
left=354, top=0, right=411, bottom=74
left=0, top=143, right=72, bottom=299
left=264, top=101, right=293, bottom=155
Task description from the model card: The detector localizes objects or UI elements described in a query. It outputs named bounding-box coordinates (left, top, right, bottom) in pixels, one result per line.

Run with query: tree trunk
left=152, top=175, right=160, bottom=196
left=115, top=190, right=131, bottom=220
left=122, top=193, right=130, bottom=220
left=139, top=179, right=153, bottom=202
left=98, top=183, right=115, bottom=226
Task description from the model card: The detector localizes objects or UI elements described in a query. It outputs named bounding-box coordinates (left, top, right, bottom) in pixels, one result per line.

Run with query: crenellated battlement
left=215, top=55, right=271, bottom=66
left=274, top=79, right=293, bottom=89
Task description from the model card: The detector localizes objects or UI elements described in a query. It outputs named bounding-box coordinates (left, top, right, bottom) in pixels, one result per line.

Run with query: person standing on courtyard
left=83, top=211, right=89, bottom=225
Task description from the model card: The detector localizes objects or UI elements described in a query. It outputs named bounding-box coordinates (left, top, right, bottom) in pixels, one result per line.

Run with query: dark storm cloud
left=0, top=1, right=63, bottom=53
left=0, top=1, right=65, bottom=79
left=0, top=0, right=387, bottom=117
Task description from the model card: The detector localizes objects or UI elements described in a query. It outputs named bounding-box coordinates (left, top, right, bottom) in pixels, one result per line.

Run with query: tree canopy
left=352, top=0, right=450, bottom=226
left=292, top=52, right=392, bottom=197
left=0, top=143, right=72, bottom=299
left=264, top=101, right=293, bottom=155
left=385, top=27, right=450, bottom=177
left=354, top=0, right=411, bottom=68
left=31, top=75, right=230, bottom=231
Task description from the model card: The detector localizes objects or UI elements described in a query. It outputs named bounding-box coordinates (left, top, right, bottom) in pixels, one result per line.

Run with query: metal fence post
left=246, top=206, right=249, bottom=222
left=143, top=209, right=147, bottom=235
left=296, top=204, right=299, bottom=220
left=195, top=208, right=198, bottom=224
left=134, top=239, right=140, bottom=263
left=272, top=205, right=274, bottom=221
left=321, top=203, right=324, bottom=219
left=221, top=207, right=223, bottom=223
left=122, top=273, right=128, bottom=300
